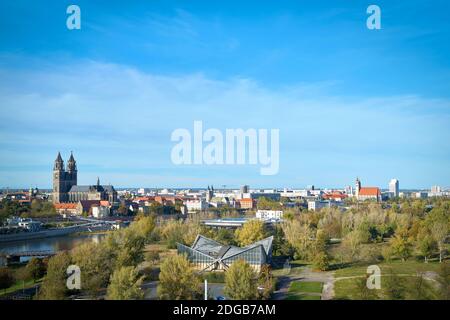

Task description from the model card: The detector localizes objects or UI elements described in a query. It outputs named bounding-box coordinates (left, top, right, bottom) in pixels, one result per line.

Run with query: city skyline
left=1, top=1, right=449, bottom=188
left=0, top=149, right=444, bottom=191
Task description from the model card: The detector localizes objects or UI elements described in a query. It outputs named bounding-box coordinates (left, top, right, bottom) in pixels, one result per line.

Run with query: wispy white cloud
left=0, top=58, right=449, bottom=188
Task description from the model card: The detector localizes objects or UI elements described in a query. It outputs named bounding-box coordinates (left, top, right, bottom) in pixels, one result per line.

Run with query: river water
left=0, top=233, right=106, bottom=256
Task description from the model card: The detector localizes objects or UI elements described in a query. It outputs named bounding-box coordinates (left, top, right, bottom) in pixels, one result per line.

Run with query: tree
left=213, top=228, right=236, bottom=246
left=425, top=208, right=449, bottom=263
left=389, top=235, right=412, bottom=262
left=104, top=219, right=150, bottom=269
left=71, top=242, right=113, bottom=297
left=24, top=258, right=46, bottom=282
left=0, top=267, right=14, bottom=291
left=282, top=220, right=314, bottom=260
left=311, top=229, right=330, bottom=270
left=158, top=254, right=202, bottom=300
left=39, top=252, right=72, bottom=300
left=145, top=250, right=160, bottom=266
left=257, top=197, right=282, bottom=210
left=182, top=219, right=202, bottom=246
left=341, top=229, right=366, bottom=262
left=131, top=215, right=156, bottom=240
left=224, top=259, right=258, bottom=300
left=312, top=251, right=330, bottom=271
left=235, top=219, right=266, bottom=247
left=106, top=266, right=144, bottom=300
left=257, top=264, right=274, bottom=299
left=160, top=219, right=186, bottom=249
left=416, top=230, right=437, bottom=263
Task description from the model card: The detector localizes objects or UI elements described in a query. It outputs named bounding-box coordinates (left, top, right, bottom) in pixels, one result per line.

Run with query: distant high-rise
left=240, top=185, right=249, bottom=194
left=389, top=179, right=399, bottom=198
left=431, top=185, right=441, bottom=194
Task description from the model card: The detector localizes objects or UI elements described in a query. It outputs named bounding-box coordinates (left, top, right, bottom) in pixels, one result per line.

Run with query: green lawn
left=0, top=279, right=40, bottom=297
left=289, top=281, right=323, bottom=294
left=334, top=260, right=442, bottom=278
left=334, top=278, right=371, bottom=300
left=286, top=293, right=321, bottom=300
left=334, top=275, right=438, bottom=300
left=286, top=281, right=323, bottom=300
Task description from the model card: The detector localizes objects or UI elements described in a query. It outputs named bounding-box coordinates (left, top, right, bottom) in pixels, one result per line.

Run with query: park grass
left=285, top=281, right=323, bottom=300
left=286, top=293, right=321, bottom=300
left=289, top=281, right=323, bottom=293
left=333, top=275, right=438, bottom=300
left=0, top=279, right=41, bottom=297
left=334, top=260, right=442, bottom=278
left=333, top=278, right=375, bottom=300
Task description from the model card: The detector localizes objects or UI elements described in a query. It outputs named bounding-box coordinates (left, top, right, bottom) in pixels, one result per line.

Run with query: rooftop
left=190, top=234, right=273, bottom=260
left=359, top=187, right=381, bottom=196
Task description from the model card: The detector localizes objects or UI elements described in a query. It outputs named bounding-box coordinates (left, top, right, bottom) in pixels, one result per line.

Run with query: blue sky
left=0, top=0, right=449, bottom=189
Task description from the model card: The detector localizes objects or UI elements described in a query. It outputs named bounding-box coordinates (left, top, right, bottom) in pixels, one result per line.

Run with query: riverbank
left=0, top=226, right=84, bottom=243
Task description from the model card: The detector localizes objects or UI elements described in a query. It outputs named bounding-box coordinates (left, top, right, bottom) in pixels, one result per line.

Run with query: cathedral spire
left=54, top=152, right=64, bottom=171
left=97, top=177, right=100, bottom=186
left=67, top=151, right=77, bottom=172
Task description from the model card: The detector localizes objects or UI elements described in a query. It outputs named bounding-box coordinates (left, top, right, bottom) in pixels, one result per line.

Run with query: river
left=0, top=233, right=106, bottom=258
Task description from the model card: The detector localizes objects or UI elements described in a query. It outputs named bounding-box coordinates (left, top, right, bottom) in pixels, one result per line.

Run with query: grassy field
left=290, top=281, right=323, bottom=293
left=334, top=275, right=438, bottom=300
left=332, top=259, right=443, bottom=300
left=286, top=281, right=323, bottom=300
left=334, top=260, right=442, bottom=278
left=286, top=293, right=321, bottom=300
left=0, top=279, right=40, bottom=296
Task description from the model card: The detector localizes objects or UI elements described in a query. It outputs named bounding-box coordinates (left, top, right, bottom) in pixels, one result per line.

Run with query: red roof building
left=54, top=203, right=78, bottom=215
left=357, top=187, right=381, bottom=202
left=323, top=191, right=348, bottom=201
left=237, top=198, right=256, bottom=209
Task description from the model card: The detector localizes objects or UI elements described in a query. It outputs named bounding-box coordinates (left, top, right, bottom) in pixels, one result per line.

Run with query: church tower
left=206, top=185, right=214, bottom=202
left=67, top=151, right=77, bottom=188
left=53, top=152, right=66, bottom=203
left=355, top=177, right=361, bottom=197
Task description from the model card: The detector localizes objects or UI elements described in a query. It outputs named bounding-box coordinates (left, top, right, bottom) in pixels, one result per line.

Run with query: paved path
left=299, top=267, right=335, bottom=300
left=273, top=266, right=334, bottom=300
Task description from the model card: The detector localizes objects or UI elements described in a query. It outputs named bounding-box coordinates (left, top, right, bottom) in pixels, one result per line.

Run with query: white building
left=185, top=199, right=208, bottom=213
left=280, top=189, right=310, bottom=198
left=389, top=179, right=399, bottom=198
left=137, top=188, right=151, bottom=195
left=430, top=185, right=443, bottom=197
left=308, top=200, right=329, bottom=211
left=92, top=205, right=110, bottom=218
left=307, top=200, right=343, bottom=211
left=431, top=185, right=441, bottom=193
left=256, top=210, right=283, bottom=220
left=414, top=192, right=428, bottom=199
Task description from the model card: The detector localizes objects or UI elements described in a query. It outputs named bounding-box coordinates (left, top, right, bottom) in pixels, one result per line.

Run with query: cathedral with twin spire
left=52, top=152, right=117, bottom=204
